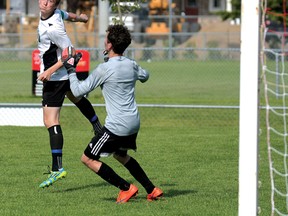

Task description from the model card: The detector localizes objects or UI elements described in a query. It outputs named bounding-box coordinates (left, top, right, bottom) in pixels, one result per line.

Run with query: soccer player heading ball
left=37, top=0, right=102, bottom=188
left=62, top=24, right=163, bottom=203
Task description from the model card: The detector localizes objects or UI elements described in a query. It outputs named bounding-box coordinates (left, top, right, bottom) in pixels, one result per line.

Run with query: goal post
left=238, top=0, right=261, bottom=215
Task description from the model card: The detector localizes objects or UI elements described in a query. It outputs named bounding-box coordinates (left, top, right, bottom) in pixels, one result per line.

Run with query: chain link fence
left=0, top=47, right=241, bottom=128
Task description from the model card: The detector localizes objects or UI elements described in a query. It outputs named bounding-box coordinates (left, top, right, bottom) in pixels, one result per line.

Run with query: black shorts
left=84, top=127, right=138, bottom=160
left=42, top=80, right=70, bottom=107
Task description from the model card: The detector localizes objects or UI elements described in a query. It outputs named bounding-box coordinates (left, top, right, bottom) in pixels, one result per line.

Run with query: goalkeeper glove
left=61, top=46, right=82, bottom=74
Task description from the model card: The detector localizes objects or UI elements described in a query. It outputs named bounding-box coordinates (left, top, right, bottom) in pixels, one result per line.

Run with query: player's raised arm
left=66, top=12, right=88, bottom=23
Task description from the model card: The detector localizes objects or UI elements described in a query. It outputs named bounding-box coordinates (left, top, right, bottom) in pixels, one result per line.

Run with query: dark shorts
left=84, top=127, right=138, bottom=160
left=42, top=80, right=70, bottom=107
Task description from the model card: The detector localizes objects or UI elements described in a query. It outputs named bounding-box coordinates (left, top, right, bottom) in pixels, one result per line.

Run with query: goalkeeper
left=37, top=0, right=102, bottom=188
left=62, top=24, right=163, bottom=203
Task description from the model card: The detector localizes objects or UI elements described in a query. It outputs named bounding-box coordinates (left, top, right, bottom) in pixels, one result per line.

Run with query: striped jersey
left=68, top=56, right=150, bottom=136
left=37, top=9, right=71, bottom=81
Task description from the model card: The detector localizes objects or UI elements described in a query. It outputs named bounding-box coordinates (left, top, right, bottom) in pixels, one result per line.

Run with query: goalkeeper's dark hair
left=106, top=25, right=131, bottom=55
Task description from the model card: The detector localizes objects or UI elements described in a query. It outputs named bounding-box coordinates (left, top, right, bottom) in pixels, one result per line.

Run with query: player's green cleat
left=39, top=168, right=67, bottom=188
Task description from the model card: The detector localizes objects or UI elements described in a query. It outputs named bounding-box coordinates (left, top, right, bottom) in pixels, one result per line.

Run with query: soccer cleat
left=116, top=184, right=138, bottom=203
left=39, top=168, right=67, bottom=188
left=147, top=187, right=163, bottom=201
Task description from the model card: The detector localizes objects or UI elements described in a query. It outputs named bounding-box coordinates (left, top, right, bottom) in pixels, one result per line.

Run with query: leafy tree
left=215, top=0, right=288, bottom=50
left=108, top=0, right=146, bottom=25
left=265, top=0, right=288, bottom=24
left=264, top=0, right=288, bottom=49
left=266, top=0, right=287, bottom=15
left=216, top=0, right=241, bottom=21
left=216, top=0, right=286, bottom=22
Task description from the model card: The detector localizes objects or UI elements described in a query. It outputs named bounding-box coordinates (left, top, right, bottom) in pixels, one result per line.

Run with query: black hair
left=106, top=25, right=131, bottom=54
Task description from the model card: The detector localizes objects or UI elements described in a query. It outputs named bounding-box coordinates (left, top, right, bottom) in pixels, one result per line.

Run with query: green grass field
left=0, top=59, right=273, bottom=215
left=0, top=59, right=240, bottom=105
left=0, top=108, right=242, bottom=216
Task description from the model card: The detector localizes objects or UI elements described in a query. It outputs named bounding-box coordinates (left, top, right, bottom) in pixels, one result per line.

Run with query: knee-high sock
left=75, top=97, right=98, bottom=123
left=124, top=157, right=155, bottom=194
left=75, top=97, right=102, bottom=134
left=97, top=162, right=130, bottom=191
left=48, top=125, right=63, bottom=171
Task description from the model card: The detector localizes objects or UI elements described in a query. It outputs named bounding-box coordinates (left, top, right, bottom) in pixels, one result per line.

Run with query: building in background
left=0, top=0, right=233, bottom=17
left=0, top=0, right=239, bottom=49
left=0, top=0, right=38, bottom=24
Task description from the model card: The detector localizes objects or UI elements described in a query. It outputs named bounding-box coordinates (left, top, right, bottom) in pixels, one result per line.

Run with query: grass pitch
left=0, top=58, right=273, bottom=215
left=0, top=107, right=272, bottom=215
left=0, top=108, right=241, bottom=216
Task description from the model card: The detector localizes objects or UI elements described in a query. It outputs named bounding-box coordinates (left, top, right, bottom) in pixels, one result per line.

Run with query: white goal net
left=262, top=0, right=288, bottom=215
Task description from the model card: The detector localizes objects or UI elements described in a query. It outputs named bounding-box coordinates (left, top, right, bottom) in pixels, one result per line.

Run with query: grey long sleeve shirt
left=69, top=56, right=149, bottom=136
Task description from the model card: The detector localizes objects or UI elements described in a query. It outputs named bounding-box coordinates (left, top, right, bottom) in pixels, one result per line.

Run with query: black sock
left=92, top=119, right=102, bottom=134
left=48, top=125, right=63, bottom=171
left=124, top=157, right=155, bottom=194
left=97, top=162, right=130, bottom=191
left=75, top=97, right=102, bottom=133
left=75, top=97, right=98, bottom=123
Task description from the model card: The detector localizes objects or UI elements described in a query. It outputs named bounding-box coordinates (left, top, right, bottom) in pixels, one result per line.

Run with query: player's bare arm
left=67, top=12, right=88, bottom=23
left=37, top=60, right=63, bottom=82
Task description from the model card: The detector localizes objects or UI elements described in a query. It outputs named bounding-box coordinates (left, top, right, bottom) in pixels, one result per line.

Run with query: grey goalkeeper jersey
left=69, top=56, right=149, bottom=136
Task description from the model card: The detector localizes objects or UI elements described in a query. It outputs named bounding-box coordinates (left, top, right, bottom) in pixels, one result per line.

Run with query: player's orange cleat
left=116, top=184, right=138, bottom=203
left=147, top=187, right=163, bottom=201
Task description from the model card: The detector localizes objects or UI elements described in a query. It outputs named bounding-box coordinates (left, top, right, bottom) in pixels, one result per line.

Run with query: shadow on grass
left=101, top=188, right=198, bottom=203
left=159, top=182, right=198, bottom=198
left=50, top=182, right=108, bottom=193
left=163, top=189, right=197, bottom=198
left=49, top=182, right=197, bottom=201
